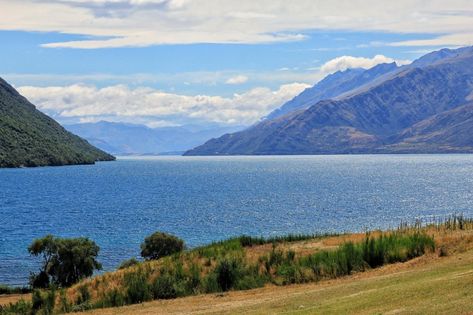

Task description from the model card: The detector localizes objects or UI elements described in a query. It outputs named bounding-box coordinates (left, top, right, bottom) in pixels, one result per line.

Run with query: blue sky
left=1, top=0, right=472, bottom=127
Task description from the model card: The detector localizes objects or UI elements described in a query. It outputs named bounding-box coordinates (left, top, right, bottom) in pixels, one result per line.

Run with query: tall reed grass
left=1, top=218, right=450, bottom=315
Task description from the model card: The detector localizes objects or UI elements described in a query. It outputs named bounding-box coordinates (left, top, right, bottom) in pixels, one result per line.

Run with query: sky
left=1, top=0, right=473, bottom=128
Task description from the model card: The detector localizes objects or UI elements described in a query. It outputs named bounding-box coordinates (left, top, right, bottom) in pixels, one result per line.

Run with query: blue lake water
left=2, top=155, right=473, bottom=286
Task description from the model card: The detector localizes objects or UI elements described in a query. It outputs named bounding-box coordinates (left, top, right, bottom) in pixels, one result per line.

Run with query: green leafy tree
left=28, top=235, right=102, bottom=288
left=140, top=232, right=184, bottom=260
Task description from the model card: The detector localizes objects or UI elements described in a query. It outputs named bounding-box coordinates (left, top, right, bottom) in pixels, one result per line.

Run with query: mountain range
left=185, top=46, right=473, bottom=155
left=65, top=122, right=244, bottom=155
left=0, top=78, right=114, bottom=168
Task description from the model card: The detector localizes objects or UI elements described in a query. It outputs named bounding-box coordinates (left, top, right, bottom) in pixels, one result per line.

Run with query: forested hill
left=0, top=78, right=115, bottom=168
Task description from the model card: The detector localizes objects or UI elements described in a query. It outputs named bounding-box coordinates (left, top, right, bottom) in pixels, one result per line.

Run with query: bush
left=103, top=289, right=126, bottom=308
left=0, top=285, right=31, bottom=295
left=124, top=271, right=152, bottom=304
left=203, top=273, right=220, bottom=293
left=151, top=274, right=178, bottom=299
left=140, top=232, right=184, bottom=261
left=277, top=264, right=303, bottom=285
left=300, top=232, right=435, bottom=280
left=118, top=258, right=140, bottom=270
left=28, top=288, right=56, bottom=315
left=237, top=234, right=336, bottom=247
left=188, top=263, right=202, bottom=294
left=0, top=299, right=32, bottom=315
left=59, top=289, right=72, bottom=313
left=76, top=285, right=91, bottom=305
left=215, top=258, right=242, bottom=292
left=268, top=246, right=285, bottom=267
left=31, top=290, right=44, bottom=313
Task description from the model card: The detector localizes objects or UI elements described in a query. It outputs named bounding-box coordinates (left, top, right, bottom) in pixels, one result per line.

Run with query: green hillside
left=0, top=78, right=115, bottom=168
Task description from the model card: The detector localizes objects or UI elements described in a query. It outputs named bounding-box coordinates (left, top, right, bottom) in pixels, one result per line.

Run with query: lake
left=2, top=155, right=473, bottom=286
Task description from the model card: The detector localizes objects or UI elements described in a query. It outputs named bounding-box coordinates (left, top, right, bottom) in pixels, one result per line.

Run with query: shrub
left=0, top=299, right=32, bottom=315
left=103, top=289, right=126, bottom=307
left=196, top=238, right=242, bottom=259
left=59, top=289, right=72, bottom=313
left=277, top=264, right=303, bottom=285
left=215, top=258, right=242, bottom=292
left=140, top=232, right=184, bottom=260
left=286, top=250, right=296, bottom=262
left=31, top=289, right=44, bottom=313
left=44, top=287, right=56, bottom=315
left=300, top=232, right=434, bottom=280
left=203, top=273, right=220, bottom=293
left=268, top=246, right=285, bottom=267
left=124, top=271, right=152, bottom=304
left=151, top=274, right=178, bottom=299
left=118, top=258, right=140, bottom=270
left=236, top=233, right=337, bottom=248
left=0, top=285, right=31, bottom=295
left=188, top=263, right=202, bottom=294
left=29, top=288, right=56, bottom=315
left=76, top=285, right=91, bottom=305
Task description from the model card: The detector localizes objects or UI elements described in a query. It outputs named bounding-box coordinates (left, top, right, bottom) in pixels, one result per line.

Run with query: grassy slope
left=77, top=233, right=473, bottom=315
left=3, top=227, right=472, bottom=314
left=75, top=227, right=473, bottom=314
left=0, top=78, right=115, bottom=167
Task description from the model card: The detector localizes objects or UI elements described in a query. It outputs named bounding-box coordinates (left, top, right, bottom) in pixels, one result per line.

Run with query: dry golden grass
left=73, top=226, right=473, bottom=314
left=77, top=250, right=473, bottom=315
left=6, top=224, right=473, bottom=314
left=0, top=293, right=30, bottom=307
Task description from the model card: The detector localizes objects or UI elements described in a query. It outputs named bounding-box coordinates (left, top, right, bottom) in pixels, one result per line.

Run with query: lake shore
left=3, top=217, right=473, bottom=314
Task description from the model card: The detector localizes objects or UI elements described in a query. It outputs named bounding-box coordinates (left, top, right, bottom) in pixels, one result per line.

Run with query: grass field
left=77, top=237, right=473, bottom=314
left=3, top=220, right=473, bottom=314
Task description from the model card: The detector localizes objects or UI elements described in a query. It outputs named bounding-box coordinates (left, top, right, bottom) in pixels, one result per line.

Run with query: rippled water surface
left=2, top=155, right=473, bottom=285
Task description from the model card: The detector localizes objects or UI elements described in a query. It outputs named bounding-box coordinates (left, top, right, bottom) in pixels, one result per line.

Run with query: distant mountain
left=0, top=78, right=115, bottom=168
left=265, top=62, right=398, bottom=120
left=65, top=121, right=244, bottom=155
left=387, top=102, right=473, bottom=152
left=185, top=46, right=473, bottom=155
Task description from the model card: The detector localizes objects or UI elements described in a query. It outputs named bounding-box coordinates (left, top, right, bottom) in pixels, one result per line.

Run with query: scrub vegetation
left=2, top=215, right=473, bottom=314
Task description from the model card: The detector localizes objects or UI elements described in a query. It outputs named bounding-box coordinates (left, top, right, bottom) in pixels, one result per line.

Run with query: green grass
left=0, top=285, right=30, bottom=295
left=0, top=227, right=438, bottom=314
left=61, top=230, right=434, bottom=313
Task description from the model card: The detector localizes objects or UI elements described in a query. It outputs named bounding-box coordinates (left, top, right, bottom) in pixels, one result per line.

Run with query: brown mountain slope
left=185, top=47, right=473, bottom=155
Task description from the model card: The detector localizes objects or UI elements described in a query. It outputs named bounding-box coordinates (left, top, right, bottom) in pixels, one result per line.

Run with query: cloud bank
left=13, top=52, right=411, bottom=126
left=18, top=83, right=310, bottom=126
left=1, top=1, right=472, bottom=48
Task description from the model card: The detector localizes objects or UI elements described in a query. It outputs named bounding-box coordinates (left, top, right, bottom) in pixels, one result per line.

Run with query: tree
left=28, top=235, right=102, bottom=288
left=140, top=232, right=184, bottom=260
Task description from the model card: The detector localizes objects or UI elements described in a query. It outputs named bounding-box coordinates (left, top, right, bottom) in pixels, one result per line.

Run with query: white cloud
left=0, top=1, right=472, bottom=48
left=225, top=75, right=249, bottom=85
left=17, top=83, right=310, bottom=125
left=391, top=33, right=473, bottom=47
left=320, top=55, right=411, bottom=74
